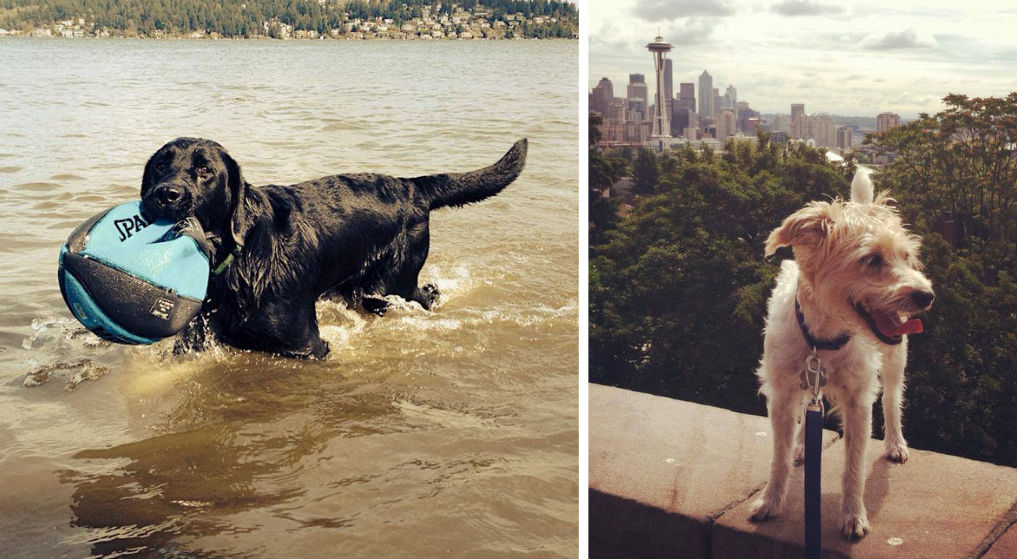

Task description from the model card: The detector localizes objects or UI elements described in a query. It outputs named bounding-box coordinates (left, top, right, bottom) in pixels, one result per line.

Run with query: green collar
left=212, top=244, right=243, bottom=276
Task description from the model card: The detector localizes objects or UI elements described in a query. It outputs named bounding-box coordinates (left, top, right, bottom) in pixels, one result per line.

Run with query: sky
left=588, top=0, right=1017, bottom=118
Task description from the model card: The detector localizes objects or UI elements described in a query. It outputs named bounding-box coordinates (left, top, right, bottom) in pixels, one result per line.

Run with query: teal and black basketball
left=58, top=201, right=209, bottom=345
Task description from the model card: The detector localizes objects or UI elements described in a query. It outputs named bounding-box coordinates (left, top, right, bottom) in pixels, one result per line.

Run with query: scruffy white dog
left=749, top=169, right=934, bottom=539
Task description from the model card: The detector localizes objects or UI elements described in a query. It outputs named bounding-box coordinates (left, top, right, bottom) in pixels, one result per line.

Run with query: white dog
left=749, top=169, right=934, bottom=539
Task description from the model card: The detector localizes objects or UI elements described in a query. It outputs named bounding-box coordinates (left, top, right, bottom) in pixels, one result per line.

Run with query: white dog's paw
left=840, top=511, right=870, bottom=540
left=885, top=439, right=909, bottom=463
left=793, top=443, right=805, bottom=465
left=749, top=498, right=781, bottom=522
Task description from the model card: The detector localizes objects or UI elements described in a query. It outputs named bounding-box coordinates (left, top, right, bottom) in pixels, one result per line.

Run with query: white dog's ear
left=851, top=168, right=874, bottom=204
left=765, top=202, right=833, bottom=257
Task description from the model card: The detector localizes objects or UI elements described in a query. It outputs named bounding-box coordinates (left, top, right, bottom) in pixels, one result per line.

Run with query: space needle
left=646, top=35, right=673, bottom=151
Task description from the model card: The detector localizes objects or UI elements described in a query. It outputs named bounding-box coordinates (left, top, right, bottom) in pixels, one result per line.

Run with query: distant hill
left=761, top=113, right=877, bottom=130
left=0, top=0, right=578, bottom=39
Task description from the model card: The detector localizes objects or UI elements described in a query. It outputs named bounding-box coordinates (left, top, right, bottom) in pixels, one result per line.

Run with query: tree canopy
left=0, top=0, right=578, bottom=38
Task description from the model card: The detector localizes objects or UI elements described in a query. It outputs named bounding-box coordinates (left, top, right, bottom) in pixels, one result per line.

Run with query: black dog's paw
left=418, top=283, right=440, bottom=310
left=279, top=338, right=330, bottom=360
left=362, top=296, right=389, bottom=316
left=170, top=217, right=215, bottom=260
left=309, top=338, right=330, bottom=359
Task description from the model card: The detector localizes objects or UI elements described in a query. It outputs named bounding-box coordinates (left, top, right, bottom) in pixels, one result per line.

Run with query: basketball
left=58, top=201, right=209, bottom=344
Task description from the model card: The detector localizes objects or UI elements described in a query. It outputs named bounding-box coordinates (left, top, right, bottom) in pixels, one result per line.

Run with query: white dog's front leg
left=792, top=409, right=806, bottom=464
left=840, top=400, right=872, bottom=539
left=750, top=390, right=800, bottom=521
left=881, top=343, right=909, bottom=462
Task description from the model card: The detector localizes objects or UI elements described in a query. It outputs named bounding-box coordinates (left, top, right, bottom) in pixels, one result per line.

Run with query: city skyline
left=589, top=0, right=1017, bottom=118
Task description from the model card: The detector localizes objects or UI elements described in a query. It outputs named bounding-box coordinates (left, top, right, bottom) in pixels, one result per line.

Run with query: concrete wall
left=589, top=384, right=1016, bottom=558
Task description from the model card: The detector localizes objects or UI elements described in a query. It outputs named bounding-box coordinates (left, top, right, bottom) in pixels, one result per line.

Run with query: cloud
left=591, top=19, right=635, bottom=53
left=661, top=17, right=718, bottom=44
left=771, top=0, right=845, bottom=16
left=632, top=0, right=734, bottom=21
left=860, top=28, right=937, bottom=50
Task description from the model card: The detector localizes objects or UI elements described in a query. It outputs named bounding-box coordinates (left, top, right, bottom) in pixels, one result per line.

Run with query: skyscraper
left=791, top=103, right=805, bottom=139
left=717, top=109, right=737, bottom=140
left=591, top=77, right=613, bottom=115
left=876, top=112, right=901, bottom=133
left=663, top=59, right=674, bottom=104
left=837, top=126, right=853, bottom=149
left=646, top=35, right=673, bottom=147
left=698, top=70, right=713, bottom=117
left=772, top=114, right=791, bottom=135
left=725, top=85, right=737, bottom=109
left=678, top=82, right=695, bottom=109
left=676, top=82, right=696, bottom=135
left=663, top=59, right=674, bottom=135
left=627, top=74, right=648, bottom=121
left=813, top=114, right=836, bottom=147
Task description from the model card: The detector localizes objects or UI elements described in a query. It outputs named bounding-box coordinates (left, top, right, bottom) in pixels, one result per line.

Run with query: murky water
left=0, top=38, right=578, bottom=558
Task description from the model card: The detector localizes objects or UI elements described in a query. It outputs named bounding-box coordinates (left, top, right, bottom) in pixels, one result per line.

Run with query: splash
left=22, top=317, right=107, bottom=352
left=22, top=359, right=110, bottom=391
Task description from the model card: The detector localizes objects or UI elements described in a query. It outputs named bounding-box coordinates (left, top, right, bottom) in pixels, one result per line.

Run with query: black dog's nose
left=911, top=290, right=935, bottom=309
left=154, top=185, right=184, bottom=206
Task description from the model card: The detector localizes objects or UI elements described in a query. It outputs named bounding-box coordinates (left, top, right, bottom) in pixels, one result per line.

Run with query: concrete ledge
left=589, top=384, right=1017, bottom=558
left=982, top=520, right=1017, bottom=559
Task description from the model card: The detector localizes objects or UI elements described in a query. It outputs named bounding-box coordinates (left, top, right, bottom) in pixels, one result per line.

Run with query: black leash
left=796, top=293, right=848, bottom=559
left=804, top=394, right=823, bottom=559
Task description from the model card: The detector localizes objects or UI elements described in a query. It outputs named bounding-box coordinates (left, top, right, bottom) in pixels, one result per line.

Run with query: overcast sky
left=588, top=0, right=1017, bottom=118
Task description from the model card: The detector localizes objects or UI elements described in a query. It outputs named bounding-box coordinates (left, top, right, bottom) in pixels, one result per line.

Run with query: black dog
left=140, top=137, right=526, bottom=358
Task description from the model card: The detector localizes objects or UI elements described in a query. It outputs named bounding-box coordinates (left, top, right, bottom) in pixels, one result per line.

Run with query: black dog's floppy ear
left=140, top=151, right=160, bottom=199
left=222, top=151, right=251, bottom=248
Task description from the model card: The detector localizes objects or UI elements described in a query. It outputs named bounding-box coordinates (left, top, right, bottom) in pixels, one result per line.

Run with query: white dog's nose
left=911, top=290, right=935, bottom=310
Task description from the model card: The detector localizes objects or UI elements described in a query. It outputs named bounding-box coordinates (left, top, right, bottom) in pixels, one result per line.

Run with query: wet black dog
left=140, top=137, right=526, bottom=358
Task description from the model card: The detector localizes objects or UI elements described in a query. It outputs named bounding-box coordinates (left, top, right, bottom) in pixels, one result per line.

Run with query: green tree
left=632, top=148, right=658, bottom=195
left=866, top=93, right=1017, bottom=465
left=589, top=114, right=621, bottom=245
left=868, top=93, right=1017, bottom=281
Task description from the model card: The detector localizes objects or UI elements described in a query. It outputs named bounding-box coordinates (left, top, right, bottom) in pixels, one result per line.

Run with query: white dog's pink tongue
left=874, top=311, right=924, bottom=337
left=895, top=318, right=924, bottom=335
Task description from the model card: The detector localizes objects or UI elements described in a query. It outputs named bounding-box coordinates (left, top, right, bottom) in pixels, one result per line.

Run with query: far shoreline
left=0, top=35, right=576, bottom=41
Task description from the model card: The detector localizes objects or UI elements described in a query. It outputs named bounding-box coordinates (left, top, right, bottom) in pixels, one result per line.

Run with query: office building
left=837, top=126, right=853, bottom=150
left=591, top=77, right=613, bottom=115
left=791, top=103, right=805, bottom=139
left=717, top=109, right=737, bottom=140
left=698, top=70, right=713, bottom=117
left=813, top=114, right=836, bottom=147
left=627, top=74, right=648, bottom=121
left=877, top=112, right=901, bottom=133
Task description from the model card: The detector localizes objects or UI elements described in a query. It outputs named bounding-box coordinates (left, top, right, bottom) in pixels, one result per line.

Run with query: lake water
left=0, top=38, right=578, bottom=558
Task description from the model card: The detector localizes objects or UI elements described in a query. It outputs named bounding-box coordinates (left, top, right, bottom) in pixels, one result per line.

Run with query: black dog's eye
left=196, top=166, right=212, bottom=179
left=154, top=162, right=166, bottom=172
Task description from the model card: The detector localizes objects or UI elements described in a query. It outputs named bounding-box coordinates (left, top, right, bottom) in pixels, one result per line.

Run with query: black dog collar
left=795, top=295, right=851, bottom=351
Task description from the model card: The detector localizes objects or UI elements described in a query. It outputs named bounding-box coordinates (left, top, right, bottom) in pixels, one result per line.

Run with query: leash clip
left=800, top=348, right=828, bottom=400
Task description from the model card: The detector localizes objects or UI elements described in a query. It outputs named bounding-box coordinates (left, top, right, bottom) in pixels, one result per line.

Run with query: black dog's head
left=141, top=137, right=249, bottom=246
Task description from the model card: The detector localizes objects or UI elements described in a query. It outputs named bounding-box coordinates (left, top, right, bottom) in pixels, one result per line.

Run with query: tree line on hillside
left=0, top=0, right=577, bottom=38
left=589, top=93, right=1016, bottom=466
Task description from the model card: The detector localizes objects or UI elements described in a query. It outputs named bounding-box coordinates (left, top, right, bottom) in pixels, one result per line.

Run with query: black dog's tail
left=411, top=139, right=527, bottom=210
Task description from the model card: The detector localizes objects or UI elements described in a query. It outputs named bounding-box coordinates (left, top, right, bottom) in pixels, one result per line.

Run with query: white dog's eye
left=863, top=254, right=884, bottom=268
